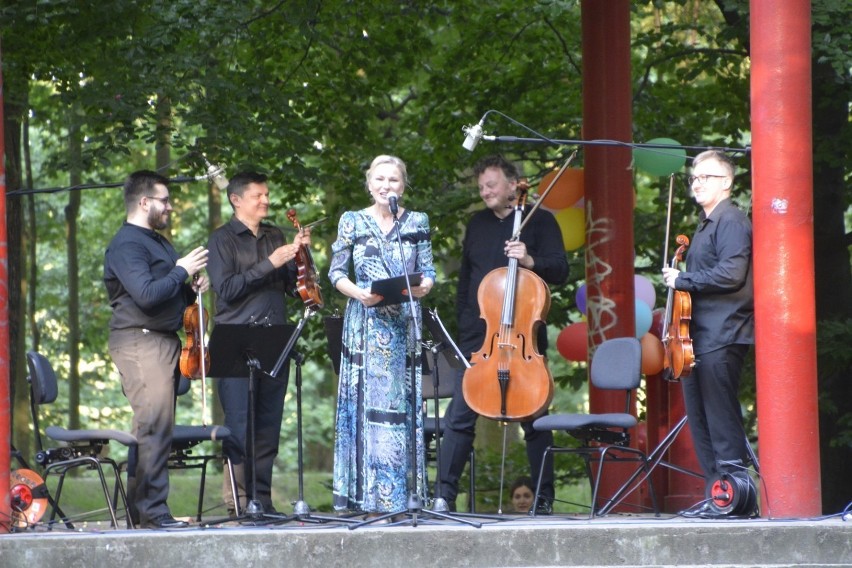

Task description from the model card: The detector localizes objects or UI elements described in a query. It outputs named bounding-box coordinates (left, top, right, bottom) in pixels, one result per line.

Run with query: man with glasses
left=662, top=150, right=756, bottom=519
left=105, top=170, right=209, bottom=528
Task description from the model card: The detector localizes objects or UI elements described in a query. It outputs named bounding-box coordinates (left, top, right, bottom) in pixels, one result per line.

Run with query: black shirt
left=104, top=222, right=192, bottom=332
left=676, top=198, right=754, bottom=355
left=457, top=205, right=569, bottom=356
left=206, top=217, right=297, bottom=326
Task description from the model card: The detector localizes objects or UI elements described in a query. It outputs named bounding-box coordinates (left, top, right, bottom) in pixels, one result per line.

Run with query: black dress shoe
left=530, top=499, right=553, bottom=516
left=145, top=514, right=189, bottom=529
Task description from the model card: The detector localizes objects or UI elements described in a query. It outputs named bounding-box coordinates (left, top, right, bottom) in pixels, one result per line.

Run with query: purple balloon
left=635, top=274, right=656, bottom=310
left=576, top=283, right=587, bottom=314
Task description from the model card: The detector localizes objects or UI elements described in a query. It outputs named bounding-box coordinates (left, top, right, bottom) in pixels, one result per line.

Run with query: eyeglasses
left=145, top=195, right=171, bottom=205
left=688, top=174, right=728, bottom=185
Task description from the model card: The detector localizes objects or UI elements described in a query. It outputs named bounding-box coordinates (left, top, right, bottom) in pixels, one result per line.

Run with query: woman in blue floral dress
left=328, top=155, right=436, bottom=513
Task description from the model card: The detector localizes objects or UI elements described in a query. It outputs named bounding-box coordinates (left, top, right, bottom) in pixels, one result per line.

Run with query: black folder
left=370, top=272, right=422, bottom=307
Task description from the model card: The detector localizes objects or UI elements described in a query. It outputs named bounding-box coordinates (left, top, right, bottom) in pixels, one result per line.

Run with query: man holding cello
left=662, top=150, right=756, bottom=519
left=439, top=155, right=568, bottom=514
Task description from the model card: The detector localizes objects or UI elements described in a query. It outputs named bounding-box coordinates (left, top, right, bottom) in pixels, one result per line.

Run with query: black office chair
left=170, top=376, right=238, bottom=521
left=422, top=349, right=476, bottom=512
left=530, top=337, right=659, bottom=518
left=26, top=350, right=138, bottom=529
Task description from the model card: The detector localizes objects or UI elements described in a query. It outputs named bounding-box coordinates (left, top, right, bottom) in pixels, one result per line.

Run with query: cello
left=462, top=182, right=554, bottom=422
left=286, top=208, right=324, bottom=311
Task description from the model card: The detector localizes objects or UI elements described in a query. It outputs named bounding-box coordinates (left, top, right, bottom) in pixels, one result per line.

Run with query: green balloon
left=633, top=137, right=687, bottom=176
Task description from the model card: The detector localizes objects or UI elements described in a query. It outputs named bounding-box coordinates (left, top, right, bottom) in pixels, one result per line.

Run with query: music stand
left=421, top=307, right=468, bottom=512
left=268, top=306, right=359, bottom=525
left=202, top=322, right=295, bottom=526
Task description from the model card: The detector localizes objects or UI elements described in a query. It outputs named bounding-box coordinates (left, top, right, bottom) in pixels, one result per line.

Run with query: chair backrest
left=590, top=337, right=642, bottom=391
left=26, top=351, right=59, bottom=406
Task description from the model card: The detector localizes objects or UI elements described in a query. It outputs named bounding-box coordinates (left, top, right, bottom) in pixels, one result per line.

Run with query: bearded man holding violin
left=662, top=150, right=756, bottom=519
left=104, top=170, right=209, bottom=529
left=439, top=155, right=568, bottom=514
left=206, top=171, right=311, bottom=517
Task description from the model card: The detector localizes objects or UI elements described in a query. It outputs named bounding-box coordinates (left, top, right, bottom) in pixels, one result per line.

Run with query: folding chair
left=26, top=350, right=137, bottom=529
left=530, top=337, right=659, bottom=517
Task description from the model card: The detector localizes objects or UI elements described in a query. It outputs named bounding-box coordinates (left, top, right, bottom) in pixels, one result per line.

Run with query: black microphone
left=462, top=115, right=487, bottom=151
left=387, top=191, right=399, bottom=215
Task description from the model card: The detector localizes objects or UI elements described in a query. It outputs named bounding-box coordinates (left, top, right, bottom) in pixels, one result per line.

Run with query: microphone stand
left=350, top=206, right=481, bottom=530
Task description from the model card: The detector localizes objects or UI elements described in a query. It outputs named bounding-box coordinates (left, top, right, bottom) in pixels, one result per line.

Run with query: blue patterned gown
left=328, top=208, right=436, bottom=512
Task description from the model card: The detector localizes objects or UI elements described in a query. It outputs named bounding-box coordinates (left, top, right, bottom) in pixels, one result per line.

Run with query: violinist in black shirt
left=662, top=150, right=755, bottom=519
left=105, top=170, right=209, bottom=529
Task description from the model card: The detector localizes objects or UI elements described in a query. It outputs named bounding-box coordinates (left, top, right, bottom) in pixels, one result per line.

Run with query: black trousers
left=682, top=343, right=750, bottom=482
left=438, top=367, right=555, bottom=506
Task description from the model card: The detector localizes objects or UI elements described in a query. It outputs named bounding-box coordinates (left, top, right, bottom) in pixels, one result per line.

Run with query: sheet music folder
left=208, top=323, right=296, bottom=378
left=370, top=272, right=422, bottom=307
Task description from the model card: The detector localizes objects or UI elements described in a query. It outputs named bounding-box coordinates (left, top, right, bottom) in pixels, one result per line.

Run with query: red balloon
left=650, top=308, right=666, bottom=339
left=556, top=322, right=588, bottom=362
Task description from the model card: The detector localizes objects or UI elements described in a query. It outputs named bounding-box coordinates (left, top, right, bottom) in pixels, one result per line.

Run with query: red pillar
left=750, top=1, right=821, bottom=516
left=581, top=0, right=636, bottom=509
left=0, top=40, right=12, bottom=532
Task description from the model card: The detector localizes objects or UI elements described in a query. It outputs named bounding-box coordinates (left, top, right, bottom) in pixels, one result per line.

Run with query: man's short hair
left=226, top=171, right=269, bottom=204
left=124, top=170, right=169, bottom=211
left=473, top=155, right=521, bottom=181
left=693, top=150, right=736, bottom=179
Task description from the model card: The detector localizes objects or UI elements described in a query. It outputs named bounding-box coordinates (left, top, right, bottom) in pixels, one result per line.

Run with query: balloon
left=575, top=283, right=587, bottom=314
left=572, top=197, right=585, bottom=210
left=539, top=168, right=584, bottom=210
left=633, top=137, right=687, bottom=177
left=554, top=207, right=585, bottom=251
left=634, top=274, right=656, bottom=310
left=650, top=308, right=666, bottom=338
left=556, top=322, right=588, bottom=362
left=635, top=299, right=652, bottom=338
left=640, top=333, right=665, bottom=375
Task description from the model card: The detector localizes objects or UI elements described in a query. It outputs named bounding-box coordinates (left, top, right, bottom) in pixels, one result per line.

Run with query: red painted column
left=750, top=1, right=821, bottom=516
left=0, top=40, right=12, bottom=532
left=581, top=0, right=636, bottom=509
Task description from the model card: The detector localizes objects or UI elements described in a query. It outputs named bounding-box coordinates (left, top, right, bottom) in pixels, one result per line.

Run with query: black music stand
left=202, top=323, right=294, bottom=526
left=421, top=307, right=468, bottom=512
left=268, top=306, right=358, bottom=525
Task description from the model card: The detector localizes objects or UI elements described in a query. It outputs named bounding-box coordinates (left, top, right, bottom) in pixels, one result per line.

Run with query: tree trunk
left=65, top=109, right=82, bottom=430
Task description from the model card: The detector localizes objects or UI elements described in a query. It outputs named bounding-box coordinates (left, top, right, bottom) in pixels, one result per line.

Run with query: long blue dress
left=328, top=208, right=436, bottom=512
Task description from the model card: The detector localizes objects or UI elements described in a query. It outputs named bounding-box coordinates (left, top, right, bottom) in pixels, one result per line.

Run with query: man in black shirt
left=662, top=150, right=755, bottom=518
left=105, top=170, right=209, bottom=529
left=206, top=171, right=311, bottom=515
left=439, top=155, right=568, bottom=513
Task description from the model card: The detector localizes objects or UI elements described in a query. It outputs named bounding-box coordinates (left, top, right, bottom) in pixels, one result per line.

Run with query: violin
left=286, top=208, right=324, bottom=311
left=462, top=182, right=554, bottom=421
left=661, top=235, right=695, bottom=382
left=180, top=277, right=210, bottom=379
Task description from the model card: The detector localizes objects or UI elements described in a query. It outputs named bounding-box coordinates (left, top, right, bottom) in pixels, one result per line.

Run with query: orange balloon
left=640, top=332, right=665, bottom=375
left=539, top=168, right=584, bottom=210
left=556, top=321, right=588, bottom=362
